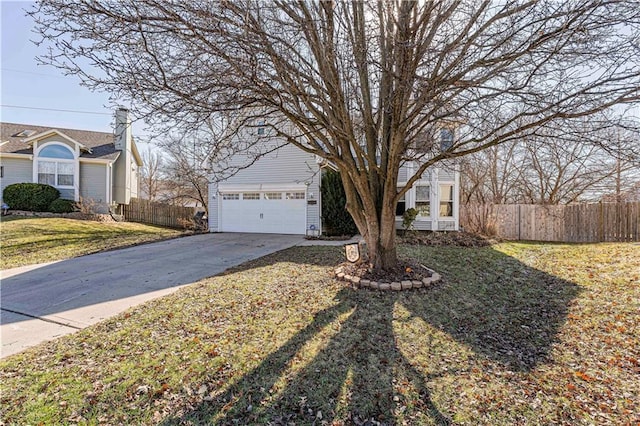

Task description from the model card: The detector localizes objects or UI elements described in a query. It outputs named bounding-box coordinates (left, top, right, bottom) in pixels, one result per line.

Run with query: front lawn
left=0, top=242, right=638, bottom=425
left=0, top=217, right=185, bottom=270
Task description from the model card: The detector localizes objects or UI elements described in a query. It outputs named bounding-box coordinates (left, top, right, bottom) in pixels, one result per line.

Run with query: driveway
left=0, top=233, right=303, bottom=358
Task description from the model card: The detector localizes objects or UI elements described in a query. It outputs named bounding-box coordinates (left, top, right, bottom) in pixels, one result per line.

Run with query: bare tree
left=462, top=116, right=640, bottom=205
left=157, top=130, right=210, bottom=213
left=460, top=141, right=526, bottom=205
left=32, top=1, right=640, bottom=269
left=139, top=146, right=164, bottom=202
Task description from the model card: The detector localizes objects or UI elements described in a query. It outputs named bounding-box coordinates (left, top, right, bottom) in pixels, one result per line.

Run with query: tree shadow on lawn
left=160, top=245, right=580, bottom=425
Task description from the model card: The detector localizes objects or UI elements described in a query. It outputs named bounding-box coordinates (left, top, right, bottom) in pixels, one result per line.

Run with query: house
left=207, top=124, right=460, bottom=235
left=0, top=108, right=142, bottom=213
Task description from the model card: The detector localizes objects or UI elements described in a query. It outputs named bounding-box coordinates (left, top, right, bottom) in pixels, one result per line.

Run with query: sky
left=1, top=1, right=636, bottom=141
left=0, top=1, right=148, bottom=138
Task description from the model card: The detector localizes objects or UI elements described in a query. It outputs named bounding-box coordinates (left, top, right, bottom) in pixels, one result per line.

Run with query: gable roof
left=0, top=122, right=120, bottom=161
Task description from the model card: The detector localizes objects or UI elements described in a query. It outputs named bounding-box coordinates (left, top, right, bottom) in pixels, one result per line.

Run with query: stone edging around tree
left=333, top=265, right=442, bottom=291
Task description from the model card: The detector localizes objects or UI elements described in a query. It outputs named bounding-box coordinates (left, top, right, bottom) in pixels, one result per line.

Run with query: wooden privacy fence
left=122, top=198, right=195, bottom=229
left=461, top=202, right=640, bottom=242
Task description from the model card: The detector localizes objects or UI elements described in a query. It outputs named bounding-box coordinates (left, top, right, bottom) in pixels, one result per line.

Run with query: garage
left=218, top=186, right=307, bottom=234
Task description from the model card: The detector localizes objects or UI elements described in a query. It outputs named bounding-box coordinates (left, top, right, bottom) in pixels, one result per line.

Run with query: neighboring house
left=207, top=123, right=460, bottom=235
left=0, top=108, right=142, bottom=213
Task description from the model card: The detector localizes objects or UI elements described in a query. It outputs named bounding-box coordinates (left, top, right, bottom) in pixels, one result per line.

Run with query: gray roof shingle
left=0, top=122, right=120, bottom=161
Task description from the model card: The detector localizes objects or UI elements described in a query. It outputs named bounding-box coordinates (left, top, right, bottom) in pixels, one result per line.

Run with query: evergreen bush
left=49, top=198, right=77, bottom=213
left=321, top=169, right=358, bottom=236
left=2, top=183, right=60, bottom=212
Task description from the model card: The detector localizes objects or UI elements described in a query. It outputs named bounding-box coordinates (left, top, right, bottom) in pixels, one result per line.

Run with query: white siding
left=212, top=143, right=322, bottom=234
left=307, top=179, right=321, bottom=232
left=79, top=163, right=108, bottom=202
left=438, top=161, right=457, bottom=181
left=0, top=157, right=33, bottom=197
left=223, top=143, right=320, bottom=187
left=208, top=181, right=219, bottom=231
left=398, top=164, right=408, bottom=182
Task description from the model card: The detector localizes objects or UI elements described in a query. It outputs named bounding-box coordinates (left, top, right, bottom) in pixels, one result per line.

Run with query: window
left=440, top=129, right=454, bottom=151
left=37, top=144, right=75, bottom=188
left=56, top=163, right=74, bottom=186
left=257, top=120, right=266, bottom=135
left=286, top=192, right=305, bottom=200
left=264, top=192, right=282, bottom=200
left=222, top=193, right=239, bottom=200
left=396, top=190, right=406, bottom=216
left=39, top=145, right=74, bottom=159
left=1, top=166, right=4, bottom=178
left=243, top=192, right=260, bottom=200
left=415, top=185, right=430, bottom=217
left=439, top=184, right=454, bottom=217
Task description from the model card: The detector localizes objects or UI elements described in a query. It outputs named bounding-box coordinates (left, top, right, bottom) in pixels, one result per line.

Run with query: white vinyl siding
left=212, top=142, right=321, bottom=235
left=398, top=165, right=408, bottom=182
left=306, top=179, right=320, bottom=232
left=208, top=181, right=219, bottom=231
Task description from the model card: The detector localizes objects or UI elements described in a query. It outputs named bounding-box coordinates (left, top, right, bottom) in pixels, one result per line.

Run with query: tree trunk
left=351, top=194, right=398, bottom=271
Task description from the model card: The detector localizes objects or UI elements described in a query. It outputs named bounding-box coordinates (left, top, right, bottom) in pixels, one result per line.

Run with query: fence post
left=517, top=204, right=521, bottom=240
left=598, top=201, right=604, bottom=242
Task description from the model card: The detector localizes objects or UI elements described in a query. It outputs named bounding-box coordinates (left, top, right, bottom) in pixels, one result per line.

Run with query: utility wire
left=1, top=67, right=69, bottom=79
left=0, top=104, right=111, bottom=115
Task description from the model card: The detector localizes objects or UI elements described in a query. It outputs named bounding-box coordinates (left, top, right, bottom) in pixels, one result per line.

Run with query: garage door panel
left=221, top=191, right=306, bottom=234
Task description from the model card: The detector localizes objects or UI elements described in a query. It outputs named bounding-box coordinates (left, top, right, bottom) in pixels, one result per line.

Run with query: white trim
left=455, top=169, right=460, bottom=230
left=33, top=141, right=79, bottom=200
left=218, top=182, right=307, bottom=192
left=79, top=157, right=114, bottom=164
left=0, top=153, right=33, bottom=160
left=217, top=189, right=222, bottom=232
left=431, top=168, right=439, bottom=229
left=105, top=163, right=111, bottom=204
left=74, top=144, right=80, bottom=201
left=23, top=129, right=89, bottom=151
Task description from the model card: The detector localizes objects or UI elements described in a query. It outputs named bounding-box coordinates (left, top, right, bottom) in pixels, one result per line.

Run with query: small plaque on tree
left=345, top=243, right=360, bottom=263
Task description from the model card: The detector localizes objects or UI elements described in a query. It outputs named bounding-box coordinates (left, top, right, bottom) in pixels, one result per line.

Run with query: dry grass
left=0, top=242, right=638, bottom=425
left=0, top=217, right=185, bottom=270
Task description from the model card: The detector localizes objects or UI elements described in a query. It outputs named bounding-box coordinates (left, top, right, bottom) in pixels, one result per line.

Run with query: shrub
left=2, top=183, right=60, bottom=212
left=49, top=198, right=76, bottom=213
left=402, top=207, right=418, bottom=231
left=321, top=169, right=358, bottom=236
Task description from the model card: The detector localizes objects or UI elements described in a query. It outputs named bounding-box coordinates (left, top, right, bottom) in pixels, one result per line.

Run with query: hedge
left=49, top=198, right=77, bottom=213
left=3, top=183, right=61, bottom=212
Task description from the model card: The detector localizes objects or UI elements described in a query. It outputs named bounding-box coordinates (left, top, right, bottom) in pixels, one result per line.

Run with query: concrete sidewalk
left=1, top=233, right=303, bottom=358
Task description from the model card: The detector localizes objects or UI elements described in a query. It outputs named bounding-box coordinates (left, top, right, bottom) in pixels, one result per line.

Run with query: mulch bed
left=336, top=258, right=433, bottom=284
left=399, top=230, right=496, bottom=247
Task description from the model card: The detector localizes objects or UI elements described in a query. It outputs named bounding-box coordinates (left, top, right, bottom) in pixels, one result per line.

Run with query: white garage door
left=220, top=190, right=307, bottom=234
